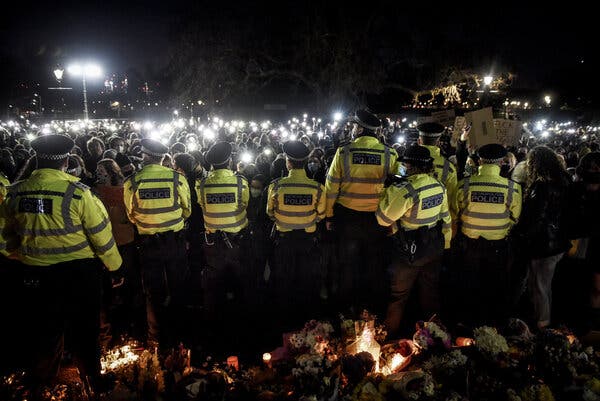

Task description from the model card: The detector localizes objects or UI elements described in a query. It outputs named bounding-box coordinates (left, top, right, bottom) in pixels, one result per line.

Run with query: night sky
left=1, top=1, right=597, bottom=108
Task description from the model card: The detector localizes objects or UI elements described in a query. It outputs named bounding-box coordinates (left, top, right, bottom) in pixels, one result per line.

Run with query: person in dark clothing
left=513, top=146, right=572, bottom=330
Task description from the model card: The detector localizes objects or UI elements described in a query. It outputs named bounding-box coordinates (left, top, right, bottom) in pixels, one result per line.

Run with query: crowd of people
left=0, top=110, right=599, bottom=394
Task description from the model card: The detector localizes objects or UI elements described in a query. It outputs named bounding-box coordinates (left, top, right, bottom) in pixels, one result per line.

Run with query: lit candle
left=456, top=337, right=474, bottom=347
left=262, top=352, right=272, bottom=368
left=227, top=356, right=239, bottom=371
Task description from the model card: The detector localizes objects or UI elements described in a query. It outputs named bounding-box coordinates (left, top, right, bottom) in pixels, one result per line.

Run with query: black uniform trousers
left=386, top=226, right=444, bottom=338
left=447, top=233, right=511, bottom=327
left=137, top=230, right=188, bottom=349
left=332, top=204, right=390, bottom=317
left=0, top=257, right=102, bottom=384
left=271, top=230, right=321, bottom=331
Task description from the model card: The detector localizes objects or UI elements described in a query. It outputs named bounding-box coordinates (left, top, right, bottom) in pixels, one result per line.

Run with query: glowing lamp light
left=261, top=122, right=269, bottom=130
left=160, top=137, right=169, bottom=145
left=397, top=136, right=405, bottom=143
left=541, top=131, right=550, bottom=138
left=150, top=131, right=161, bottom=140
left=241, top=152, right=253, bottom=163
left=41, top=127, right=51, bottom=135
left=176, top=119, right=185, bottom=129
left=544, top=95, right=552, bottom=105
left=68, top=63, right=102, bottom=78
left=483, top=75, right=493, bottom=86
left=333, top=112, right=343, bottom=122
left=53, top=68, right=64, bottom=81
left=173, top=110, right=179, bottom=116
left=228, top=126, right=236, bottom=133
left=290, top=134, right=297, bottom=141
left=252, top=126, right=258, bottom=133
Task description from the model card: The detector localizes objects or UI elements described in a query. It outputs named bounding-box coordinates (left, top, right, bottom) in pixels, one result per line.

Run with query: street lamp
left=544, top=95, right=552, bottom=106
left=483, top=76, right=493, bottom=86
left=53, top=68, right=64, bottom=82
left=67, top=63, right=103, bottom=120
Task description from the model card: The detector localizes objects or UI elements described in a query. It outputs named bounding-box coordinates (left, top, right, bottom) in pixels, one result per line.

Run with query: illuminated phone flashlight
left=150, top=131, right=161, bottom=140
left=144, top=121, right=153, bottom=130
left=333, top=112, right=343, bottom=122
left=203, top=128, right=216, bottom=140
left=241, top=152, right=253, bottom=163
left=303, top=113, right=308, bottom=119
left=318, top=131, right=323, bottom=139
left=187, top=142, right=198, bottom=151
left=252, top=126, right=258, bottom=132
left=261, top=122, right=269, bottom=130
left=397, top=135, right=406, bottom=143
left=41, top=126, right=52, bottom=135
left=264, top=148, right=272, bottom=156
left=541, top=131, right=549, bottom=138
left=26, top=133, right=37, bottom=141
left=290, top=134, right=297, bottom=140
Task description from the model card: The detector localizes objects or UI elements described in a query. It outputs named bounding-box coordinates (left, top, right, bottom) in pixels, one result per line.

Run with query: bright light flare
left=333, top=112, right=343, bottom=122
left=483, top=75, right=493, bottom=86
left=68, top=63, right=103, bottom=77
left=203, top=128, right=216, bottom=140
left=241, top=152, right=253, bottom=163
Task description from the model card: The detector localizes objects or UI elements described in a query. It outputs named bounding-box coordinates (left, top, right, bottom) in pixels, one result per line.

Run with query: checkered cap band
left=35, top=152, right=70, bottom=160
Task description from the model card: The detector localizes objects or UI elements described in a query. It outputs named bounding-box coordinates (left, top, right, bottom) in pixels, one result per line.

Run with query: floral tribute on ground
left=2, top=313, right=600, bottom=401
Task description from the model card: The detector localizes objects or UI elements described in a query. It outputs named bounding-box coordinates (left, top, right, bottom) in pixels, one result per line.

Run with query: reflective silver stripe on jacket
left=93, top=237, right=116, bottom=254
left=275, top=219, right=317, bottom=230
left=375, top=207, right=395, bottom=225
left=338, top=191, right=380, bottom=199
left=403, top=215, right=440, bottom=225
left=204, top=216, right=248, bottom=230
left=462, top=222, right=511, bottom=231
left=135, top=217, right=184, bottom=229
left=462, top=210, right=510, bottom=219
left=22, top=240, right=90, bottom=255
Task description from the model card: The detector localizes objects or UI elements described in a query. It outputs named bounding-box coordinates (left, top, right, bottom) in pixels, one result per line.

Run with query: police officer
left=123, top=138, right=191, bottom=349
left=452, top=143, right=522, bottom=326
left=417, top=123, right=458, bottom=220
left=325, top=109, right=400, bottom=315
left=0, top=170, right=9, bottom=203
left=0, top=134, right=122, bottom=391
left=267, top=140, right=326, bottom=329
left=376, top=145, right=451, bottom=337
left=196, top=142, right=249, bottom=340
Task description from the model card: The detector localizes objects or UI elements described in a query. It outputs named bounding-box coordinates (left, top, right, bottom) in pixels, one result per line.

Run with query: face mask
left=308, top=162, right=319, bottom=173
left=250, top=188, right=262, bottom=198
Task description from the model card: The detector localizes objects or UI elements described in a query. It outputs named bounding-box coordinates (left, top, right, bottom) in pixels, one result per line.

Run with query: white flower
left=474, top=326, right=509, bottom=357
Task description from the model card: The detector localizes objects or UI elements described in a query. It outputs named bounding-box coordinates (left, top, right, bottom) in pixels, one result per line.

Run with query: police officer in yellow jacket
left=0, top=134, right=121, bottom=391
left=452, top=143, right=522, bottom=326
left=267, top=140, right=326, bottom=329
left=417, top=123, right=458, bottom=221
left=124, top=138, right=191, bottom=348
left=376, top=145, right=451, bottom=337
left=196, top=141, right=249, bottom=336
left=0, top=171, right=9, bottom=203
left=325, top=109, right=399, bottom=315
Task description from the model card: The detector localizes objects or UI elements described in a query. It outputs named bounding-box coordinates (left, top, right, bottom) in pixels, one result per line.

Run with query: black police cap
left=401, top=145, right=433, bottom=165
left=350, top=109, right=381, bottom=131
left=282, top=140, right=310, bottom=161
left=477, top=143, right=507, bottom=163
left=417, top=122, right=445, bottom=138
left=141, top=138, right=168, bottom=157
left=31, top=134, right=74, bottom=160
left=206, top=141, right=232, bottom=166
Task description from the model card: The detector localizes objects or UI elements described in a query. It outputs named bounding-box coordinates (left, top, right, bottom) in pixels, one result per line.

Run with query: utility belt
left=394, top=222, right=443, bottom=263
left=204, top=228, right=249, bottom=249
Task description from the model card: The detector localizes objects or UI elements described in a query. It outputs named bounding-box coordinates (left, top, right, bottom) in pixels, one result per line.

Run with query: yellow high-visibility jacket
left=456, top=164, right=522, bottom=240
left=422, top=145, right=458, bottom=220
left=0, top=172, right=9, bottom=203
left=124, top=164, right=191, bottom=235
left=325, top=135, right=399, bottom=216
left=267, top=169, right=326, bottom=233
left=376, top=173, right=452, bottom=249
left=196, top=169, right=249, bottom=234
left=0, top=168, right=122, bottom=270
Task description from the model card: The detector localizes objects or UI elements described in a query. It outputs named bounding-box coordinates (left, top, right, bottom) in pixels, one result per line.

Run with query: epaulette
left=73, top=181, right=90, bottom=191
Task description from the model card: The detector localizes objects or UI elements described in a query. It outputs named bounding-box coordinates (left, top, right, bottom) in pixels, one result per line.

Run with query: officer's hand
left=460, top=124, right=472, bottom=142
left=326, top=221, right=334, bottom=231
left=111, top=276, right=125, bottom=288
